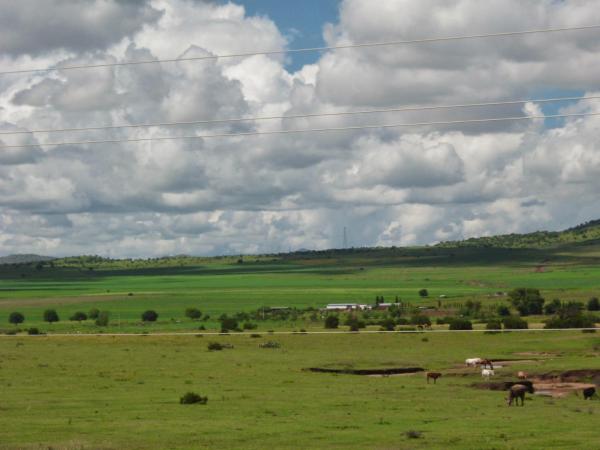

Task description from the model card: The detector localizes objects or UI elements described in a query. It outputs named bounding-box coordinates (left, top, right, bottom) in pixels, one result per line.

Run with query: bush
left=43, top=309, right=59, bottom=324
left=219, top=316, right=238, bottom=332
left=486, top=319, right=502, bottom=331
left=95, top=311, right=110, bottom=327
left=502, top=315, right=528, bottom=330
left=324, top=315, right=339, bottom=329
left=345, top=317, right=366, bottom=331
left=242, top=322, right=258, bottom=330
left=544, top=313, right=597, bottom=329
left=259, top=341, right=281, bottom=349
left=508, top=288, right=544, bottom=316
left=410, top=315, right=431, bottom=327
left=405, top=430, right=422, bottom=439
left=418, top=289, right=429, bottom=298
left=588, top=297, right=600, bottom=311
left=544, top=299, right=562, bottom=315
left=379, top=318, right=396, bottom=331
left=141, top=310, right=158, bottom=322
left=27, top=327, right=41, bottom=335
left=9, top=312, right=25, bottom=325
left=206, top=342, right=225, bottom=352
left=185, top=308, right=202, bottom=320
left=88, top=308, right=100, bottom=319
left=179, top=392, right=208, bottom=405
left=69, top=311, right=88, bottom=322
left=448, top=318, right=473, bottom=330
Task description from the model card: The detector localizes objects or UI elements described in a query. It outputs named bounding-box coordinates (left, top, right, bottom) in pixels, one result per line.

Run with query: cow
left=465, top=358, right=483, bottom=367
left=479, top=359, right=494, bottom=370
left=583, top=387, right=596, bottom=400
left=507, top=384, right=529, bottom=406
left=517, top=371, right=528, bottom=380
left=481, top=368, right=495, bottom=378
left=426, top=372, right=442, bottom=384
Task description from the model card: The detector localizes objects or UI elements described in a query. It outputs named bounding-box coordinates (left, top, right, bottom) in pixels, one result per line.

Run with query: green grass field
left=1, top=331, right=599, bottom=449
left=1, top=243, right=599, bottom=448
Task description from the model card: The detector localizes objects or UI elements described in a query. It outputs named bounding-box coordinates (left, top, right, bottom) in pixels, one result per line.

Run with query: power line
left=2, top=95, right=599, bottom=136
left=2, top=111, right=598, bottom=150
left=2, top=24, right=600, bottom=76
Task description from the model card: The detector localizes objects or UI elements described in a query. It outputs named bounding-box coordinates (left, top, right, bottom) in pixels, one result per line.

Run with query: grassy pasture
left=1, top=244, right=600, bottom=333
left=0, top=331, right=599, bottom=449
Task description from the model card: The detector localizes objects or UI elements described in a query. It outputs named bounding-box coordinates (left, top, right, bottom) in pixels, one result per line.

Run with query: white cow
left=481, top=368, right=495, bottom=378
left=465, top=358, right=483, bottom=367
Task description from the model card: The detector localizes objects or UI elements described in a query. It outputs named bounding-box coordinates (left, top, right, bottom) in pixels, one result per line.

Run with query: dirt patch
left=473, top=370, right=600, bottom=398
left=305, top=367, right=425, bottom=376
left=536, top=369, right=600, bottom=382
left=533, top=381, right=596, bottom=398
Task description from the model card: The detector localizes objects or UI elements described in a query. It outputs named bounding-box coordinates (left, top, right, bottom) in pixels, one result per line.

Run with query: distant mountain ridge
left=0, top=254, right=55, bottom=265
left=437, top=219, right=600, bottom=249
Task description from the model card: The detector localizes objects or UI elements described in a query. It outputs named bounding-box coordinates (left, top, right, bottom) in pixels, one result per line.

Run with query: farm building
left=324, top=303, right=371, bottom=311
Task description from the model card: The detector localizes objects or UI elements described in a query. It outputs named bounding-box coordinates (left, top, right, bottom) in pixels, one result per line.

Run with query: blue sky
left=228, top=0, right=340, bottom=70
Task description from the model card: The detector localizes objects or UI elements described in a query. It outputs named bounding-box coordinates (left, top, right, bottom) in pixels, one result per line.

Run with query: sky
left=1, top=0, right=600, bottom=257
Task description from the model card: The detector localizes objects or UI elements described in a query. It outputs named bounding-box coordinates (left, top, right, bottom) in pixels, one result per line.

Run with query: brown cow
left=479, top=359, right=494, bottom=370
left=507, top=384, right=529, bottom=406
left=517, top=371, right=528, bottom=380
left=426, top=372, right=442, bottom=384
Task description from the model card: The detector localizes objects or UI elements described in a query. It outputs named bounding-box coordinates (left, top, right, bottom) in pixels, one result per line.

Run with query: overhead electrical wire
left=1, top=24, right=600, bottom=76
left=2, top=111, right=598, bottom=150
left=1, top=95, right=599, bottom=136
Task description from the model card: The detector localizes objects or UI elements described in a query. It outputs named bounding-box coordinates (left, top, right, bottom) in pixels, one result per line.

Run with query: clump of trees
left=448, top=318, right=473, bottom=330
left=502, top=315, right=529, bottom=329
left=324, top=315, right=339, bottom=329
left=219, top=315, right=240, bottom=332
left=508, top=288, right=544, bottom=316
left=544, top=301, right=597, bottom=329
left=69, top=312, right=88, bottom=322
left=588, top=297, right=600, bottom=311
left=185, top=308, right=202, bottom=320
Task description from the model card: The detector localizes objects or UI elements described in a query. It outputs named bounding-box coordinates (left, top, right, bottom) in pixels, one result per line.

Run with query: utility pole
left=343, top=227, right=348, bottom=249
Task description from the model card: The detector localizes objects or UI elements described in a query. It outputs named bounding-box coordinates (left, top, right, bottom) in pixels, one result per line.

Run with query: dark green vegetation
left=0, top=332, right=599, bottom=449
left=2, top=235, right=600, bottom=333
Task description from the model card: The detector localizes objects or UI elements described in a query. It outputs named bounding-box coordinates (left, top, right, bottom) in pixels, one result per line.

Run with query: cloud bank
left=1, top=0, right=600, bottom=257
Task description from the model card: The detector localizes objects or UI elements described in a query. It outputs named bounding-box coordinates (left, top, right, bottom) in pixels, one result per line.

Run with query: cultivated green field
left=0, top=331, right=599, bottom=449
left=1, top=243, right=600, bottom=333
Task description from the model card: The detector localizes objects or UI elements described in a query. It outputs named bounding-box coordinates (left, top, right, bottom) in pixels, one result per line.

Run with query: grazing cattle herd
left=421, top=357, right=599, bottom=407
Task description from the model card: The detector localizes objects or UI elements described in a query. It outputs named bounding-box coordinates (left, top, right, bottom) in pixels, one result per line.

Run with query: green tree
left=502, top=315, right=528, bottom=329
left=324, top=315, right=339, bottom=329
left=448, top=318, right=473, bottom=330
left=69, top=311, right=88, bottom=322
left=508, top=288, right=544, bottom=316
left=88, top=308, right=100, bottom=319
left=141, top=310, right=158, bottom=322
left=418, top=289, right=429, bottom=298
left=185, top=308, right=202, bottom=320
left=95, top=311, right=110, bottom=327
left=587, top=297, right=600, bottom=311
left=9, top=312, right=25, bottom=326
left=43, top=309, right=59, bottom=324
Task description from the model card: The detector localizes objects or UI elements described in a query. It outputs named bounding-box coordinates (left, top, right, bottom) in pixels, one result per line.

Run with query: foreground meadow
left=0, top=331, right=599, bottom=449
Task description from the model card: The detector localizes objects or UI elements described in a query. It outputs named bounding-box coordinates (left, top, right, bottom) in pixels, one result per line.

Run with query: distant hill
left=0, top=254, right=55, bottom=265
left=437, top=219, right=600, bottom=249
